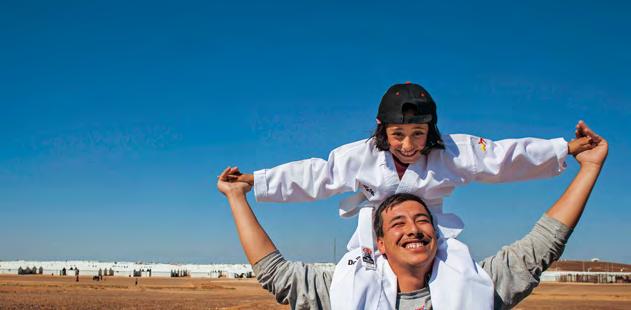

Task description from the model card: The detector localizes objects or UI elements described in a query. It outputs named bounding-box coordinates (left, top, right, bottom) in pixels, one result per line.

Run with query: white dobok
left=253, top=134, right=568, bottom=310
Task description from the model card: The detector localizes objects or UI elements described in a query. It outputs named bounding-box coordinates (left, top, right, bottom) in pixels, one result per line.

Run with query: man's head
left=373, top=193, right=438, bottom=275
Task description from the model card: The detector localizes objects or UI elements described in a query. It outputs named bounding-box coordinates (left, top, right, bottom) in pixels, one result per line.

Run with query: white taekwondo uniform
left=253, top=134, right=568, bottom=310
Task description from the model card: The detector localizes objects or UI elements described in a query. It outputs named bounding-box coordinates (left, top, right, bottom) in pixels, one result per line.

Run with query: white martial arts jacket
left=254, top=134, right=568, bottom=310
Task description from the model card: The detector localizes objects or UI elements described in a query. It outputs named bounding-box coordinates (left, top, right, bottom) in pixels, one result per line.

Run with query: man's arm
left=546, top=121, right=607, bottom=228
left=216, top=167, right=334, bottom=309
left=479, top=122, right=607, bottom=309
left=217, top=167, right=277, bottom=265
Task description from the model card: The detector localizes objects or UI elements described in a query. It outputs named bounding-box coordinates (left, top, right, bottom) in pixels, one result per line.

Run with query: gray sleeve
left=252, top=250, right=334, bottom=310
left=479, top=215, right=573, bottom=309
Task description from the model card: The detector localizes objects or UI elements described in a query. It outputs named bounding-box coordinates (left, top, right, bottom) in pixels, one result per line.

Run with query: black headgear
left=376, top=82, right=444, bottom=154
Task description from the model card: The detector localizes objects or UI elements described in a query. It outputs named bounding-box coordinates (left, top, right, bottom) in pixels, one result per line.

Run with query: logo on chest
left=348, top=256, right=361, bottom=265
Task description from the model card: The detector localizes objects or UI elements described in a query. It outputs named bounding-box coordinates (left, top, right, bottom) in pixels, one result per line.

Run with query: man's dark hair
left=373, top=193, right=434, bottom=238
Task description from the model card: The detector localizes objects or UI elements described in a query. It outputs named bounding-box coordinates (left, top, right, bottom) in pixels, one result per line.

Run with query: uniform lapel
left=391, top=153, right=427, bottom=194
left=382, top=151, right=402, bottom=193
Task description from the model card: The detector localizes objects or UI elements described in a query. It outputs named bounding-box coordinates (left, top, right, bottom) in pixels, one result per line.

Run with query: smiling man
left=374, top=194, right=438, bottom=294
left=216, top=123, right=607, bottom=310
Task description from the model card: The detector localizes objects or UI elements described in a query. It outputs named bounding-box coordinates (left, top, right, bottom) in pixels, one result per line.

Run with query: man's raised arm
left=216, top=167, right=334, bottom=309
left=217, top=166, right=277, bottom=265
left=479, top=121, right=608, bottom=309
left=545, top=121, right=608, bottom=228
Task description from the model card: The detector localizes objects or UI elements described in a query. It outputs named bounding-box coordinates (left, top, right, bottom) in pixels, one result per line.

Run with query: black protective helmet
left=376, top=82, right=444, bottom=154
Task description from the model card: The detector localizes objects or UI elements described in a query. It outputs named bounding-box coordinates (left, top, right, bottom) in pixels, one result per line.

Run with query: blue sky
left=1, top=1, right=629, bottom=264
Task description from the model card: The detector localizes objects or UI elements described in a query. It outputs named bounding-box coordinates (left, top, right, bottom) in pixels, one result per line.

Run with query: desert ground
left=1, top=275, right=630, bottom=309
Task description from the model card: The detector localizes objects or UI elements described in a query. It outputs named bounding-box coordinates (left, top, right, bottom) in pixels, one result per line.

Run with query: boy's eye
left=390, top=133, right=404, bottom=139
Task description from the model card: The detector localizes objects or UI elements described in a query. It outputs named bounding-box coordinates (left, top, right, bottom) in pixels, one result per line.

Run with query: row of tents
left=17, top=266, right=43, bottom=275
left=558, top=273, right=631, bottom=283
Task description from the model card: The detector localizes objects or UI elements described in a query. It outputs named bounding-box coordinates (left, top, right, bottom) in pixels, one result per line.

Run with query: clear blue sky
left=1, top=1, right=629, bottom=264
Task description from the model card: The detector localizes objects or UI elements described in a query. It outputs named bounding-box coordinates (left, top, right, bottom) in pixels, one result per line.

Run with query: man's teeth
left=404, top=242, right=426, bottom=249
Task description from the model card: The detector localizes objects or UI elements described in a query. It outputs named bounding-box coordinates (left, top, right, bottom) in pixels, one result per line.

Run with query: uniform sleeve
left=479, top=215, right=573, bottom=309
left=447, top=134, right=568, bottom=183
left=253, top=140, right=366, bottom=202
left=252, top=250, right=333, bottom=310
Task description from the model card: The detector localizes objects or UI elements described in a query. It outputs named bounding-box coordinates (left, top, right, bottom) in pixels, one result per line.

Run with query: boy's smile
left=386, top=123, right=429, bottom=164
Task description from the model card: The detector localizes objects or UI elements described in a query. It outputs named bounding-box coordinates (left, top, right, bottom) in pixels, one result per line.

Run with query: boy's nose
left=402, top=137, right=415, bottom=151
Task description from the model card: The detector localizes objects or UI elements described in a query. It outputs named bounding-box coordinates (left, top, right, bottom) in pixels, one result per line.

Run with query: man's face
left=386, top=123, right=429, bottom=164
left=376, top=200, right=437, bottom=273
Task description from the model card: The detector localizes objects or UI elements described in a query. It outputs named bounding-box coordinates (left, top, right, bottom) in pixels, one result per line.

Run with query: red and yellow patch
left=478, top=138, right=487, bottom=152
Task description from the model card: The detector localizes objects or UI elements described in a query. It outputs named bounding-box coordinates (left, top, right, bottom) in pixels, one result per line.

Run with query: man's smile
left=400, top=237, right=431, bottom=251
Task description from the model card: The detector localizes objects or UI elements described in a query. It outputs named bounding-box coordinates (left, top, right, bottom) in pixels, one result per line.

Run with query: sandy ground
left=0, top=275, right=285, bottom=309
left=1, top=275, right=630, bottom=309
left=516, top=282, right=631, bottom=310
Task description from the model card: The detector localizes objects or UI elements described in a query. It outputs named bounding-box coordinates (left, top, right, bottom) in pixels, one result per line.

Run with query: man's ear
left=377, top=237, right=386, bottom=254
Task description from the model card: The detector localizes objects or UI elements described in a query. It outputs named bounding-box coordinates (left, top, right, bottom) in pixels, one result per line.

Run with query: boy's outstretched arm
left=217, top=167, right=277, bottom=265
left=546, top=122, right=608, bottom=228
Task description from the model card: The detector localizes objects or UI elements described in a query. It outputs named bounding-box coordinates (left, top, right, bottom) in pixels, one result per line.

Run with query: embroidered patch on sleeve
left=478, top=138, right=487, bottom=152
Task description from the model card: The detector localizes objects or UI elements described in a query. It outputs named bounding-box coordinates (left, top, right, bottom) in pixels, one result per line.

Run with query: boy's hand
left=568, top=136, right=595, bottom=156
left=217, top=167, right=252, bottom=196
left=220, top=166, right=255, bottom=185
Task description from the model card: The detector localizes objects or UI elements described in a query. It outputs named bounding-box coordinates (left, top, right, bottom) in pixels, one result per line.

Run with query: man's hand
left=216, top=167, right=278, bottom=266
left=568, top=120, right=601, bottom=156
left=574, top=122, right=608, bottom=168
left=575, top=120, right=601, bottom=143
left=217, top=166, right=252, bottom=196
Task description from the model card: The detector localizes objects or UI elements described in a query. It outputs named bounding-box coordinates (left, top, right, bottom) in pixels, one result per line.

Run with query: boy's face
left=376, top=200, right=437, bottom=274
left=386, top=123, right=429, bottom=164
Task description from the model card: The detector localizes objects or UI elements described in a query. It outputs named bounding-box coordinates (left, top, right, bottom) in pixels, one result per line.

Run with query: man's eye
left=414, top=132, right=426, bottom=136
left=391, top=222, right=404, bottom=228
left=416, top=219, right=429, bottom=224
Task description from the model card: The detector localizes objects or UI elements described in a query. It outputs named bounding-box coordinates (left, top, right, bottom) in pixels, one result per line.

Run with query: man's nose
left=405, top=222, right=419, bottom=236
